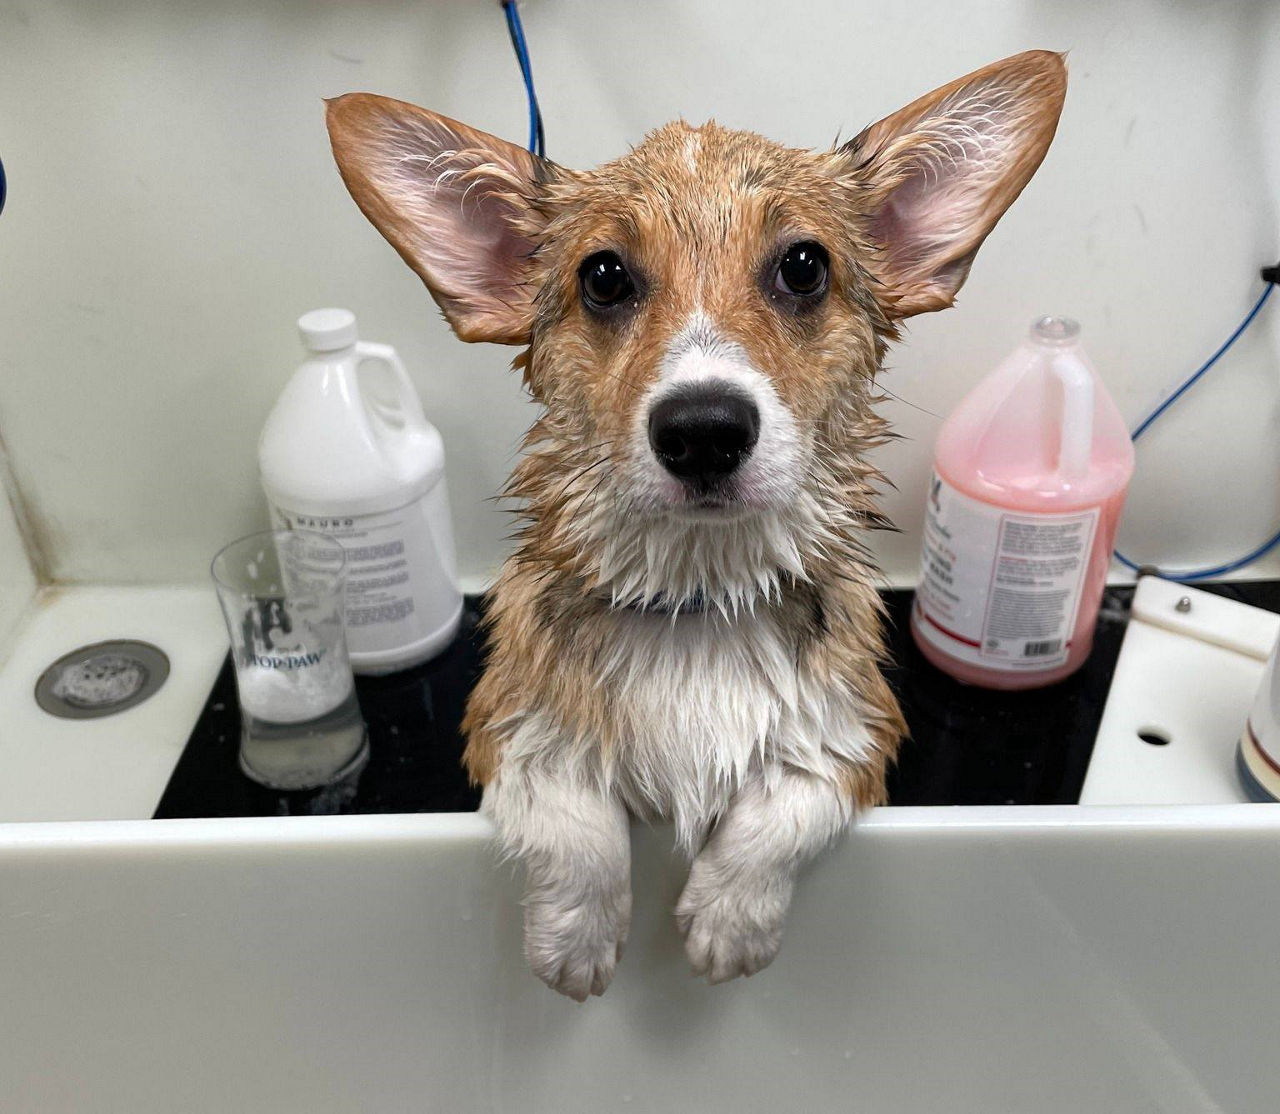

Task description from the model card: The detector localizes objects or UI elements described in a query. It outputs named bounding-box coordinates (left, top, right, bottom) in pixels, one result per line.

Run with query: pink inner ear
left=850, top=51, right=1066, bottom=316
left=870, top=169, right=962, bottom=281
left=466, top=181, right=533, bottom=284
left=871, top=112, right=1012, bottom=276
left=869, top=180, right=922, bottom=259
left=864, top=80, right=1056, bottom=306
left=339, top=101, right=545, bottom=341
left=420, top=171, right=532, bottom=312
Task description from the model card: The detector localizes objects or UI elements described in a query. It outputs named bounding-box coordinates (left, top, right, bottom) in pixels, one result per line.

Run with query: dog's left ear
left=326, top=94, right=565, bottom=344
left=843, top=50, right=1067, bottom=319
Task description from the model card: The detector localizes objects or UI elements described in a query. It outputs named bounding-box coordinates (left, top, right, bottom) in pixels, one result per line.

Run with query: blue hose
left=501, top=1, right=545, bottom=157
left=1115, top=280, right=1277, bottom=581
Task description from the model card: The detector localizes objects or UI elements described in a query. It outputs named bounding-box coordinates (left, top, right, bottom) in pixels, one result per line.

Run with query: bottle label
left=915, top=472, right=1099, bottom=670
left=269, top=485, right=459, bottom=660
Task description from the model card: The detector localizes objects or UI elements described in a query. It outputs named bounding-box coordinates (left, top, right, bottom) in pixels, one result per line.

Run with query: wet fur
left=325, top=51, right=1067, bottom=998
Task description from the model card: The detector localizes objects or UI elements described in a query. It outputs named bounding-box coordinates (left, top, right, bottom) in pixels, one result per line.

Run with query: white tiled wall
left=0, top=0, right=1276, bottom=587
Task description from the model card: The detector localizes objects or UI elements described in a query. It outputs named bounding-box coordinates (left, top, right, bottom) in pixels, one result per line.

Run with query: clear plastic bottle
left=259, top=309, right=463, bottom=675
left=911, top=317, right=1134, bottom=689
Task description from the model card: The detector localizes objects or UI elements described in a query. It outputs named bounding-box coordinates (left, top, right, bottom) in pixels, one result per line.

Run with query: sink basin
left=4, top=585, right=1280, bottom=1111
left=3, top=805, right=1279, bottom=1112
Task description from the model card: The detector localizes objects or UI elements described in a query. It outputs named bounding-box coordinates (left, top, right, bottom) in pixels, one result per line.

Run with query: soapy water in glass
left=212, top=531, right=368, bottom=790
left=238, top=690, right=367, bottom=791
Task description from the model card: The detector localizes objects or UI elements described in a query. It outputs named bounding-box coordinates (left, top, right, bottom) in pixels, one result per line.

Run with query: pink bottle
left=911, top=317, right=1134, bottom=689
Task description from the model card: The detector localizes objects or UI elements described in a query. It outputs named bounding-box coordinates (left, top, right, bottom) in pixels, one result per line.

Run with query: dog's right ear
left=840, top=51, right=1067, bottom=320
left=326, top=94, right=562, bottom=344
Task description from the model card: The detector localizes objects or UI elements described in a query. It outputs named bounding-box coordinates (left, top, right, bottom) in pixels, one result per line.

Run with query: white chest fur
left=501, top=605, right=873, bottom=853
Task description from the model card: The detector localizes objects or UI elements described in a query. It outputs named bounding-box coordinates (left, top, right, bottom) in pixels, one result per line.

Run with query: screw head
left=1175, top=596, right=1193, bottom=613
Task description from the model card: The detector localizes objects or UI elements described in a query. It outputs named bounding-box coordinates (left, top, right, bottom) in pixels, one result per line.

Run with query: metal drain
left=35, top=641, right=170, bottom=719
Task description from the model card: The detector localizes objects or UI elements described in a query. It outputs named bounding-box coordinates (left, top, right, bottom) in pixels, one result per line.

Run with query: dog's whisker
left=867, top=386, right=942, bottom=420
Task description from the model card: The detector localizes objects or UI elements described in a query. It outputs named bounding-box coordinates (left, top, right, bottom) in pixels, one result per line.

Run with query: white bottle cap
left=298, top=308, right=358, bottom=352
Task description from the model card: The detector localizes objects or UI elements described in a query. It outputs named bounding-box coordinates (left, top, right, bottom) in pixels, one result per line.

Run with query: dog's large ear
left=326, top=94, right=562, bottom=344
left=842, top=50, right=1067, bottom=319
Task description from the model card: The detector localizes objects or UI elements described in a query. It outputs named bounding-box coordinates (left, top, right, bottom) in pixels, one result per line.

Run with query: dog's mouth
left=678, top=491, right=746, bottom=514
left=600, top=450, right=814, bottom=617
left=662, top=479, right=764, bottom=521
left=637, top=454, right=793, bottom=523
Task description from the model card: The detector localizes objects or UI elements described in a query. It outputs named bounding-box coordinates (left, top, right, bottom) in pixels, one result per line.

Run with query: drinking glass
left=211, top=530, right=368, bottom=790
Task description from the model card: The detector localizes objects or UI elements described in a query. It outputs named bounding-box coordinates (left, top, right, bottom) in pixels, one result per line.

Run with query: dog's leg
left=483, top=755, right=632, bottom=1001
left=676, top=769, right=852, bottom=984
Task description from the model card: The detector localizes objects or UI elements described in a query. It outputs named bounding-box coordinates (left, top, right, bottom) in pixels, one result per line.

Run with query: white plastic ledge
left=4, top=805, right=1280, bottom=1114
left=4, top=801, right=1280, bottom=852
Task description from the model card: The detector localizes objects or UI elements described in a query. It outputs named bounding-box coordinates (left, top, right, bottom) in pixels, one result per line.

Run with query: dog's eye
left=774, top=241, right=829, bottom=298
left=579, top=251, right=635, bottom=310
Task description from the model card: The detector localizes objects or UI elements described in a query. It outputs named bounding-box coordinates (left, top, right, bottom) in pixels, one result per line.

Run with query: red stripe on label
left=1247, top=722, right=1280, bottom=778
left=917, top=603, right=982, bottom=648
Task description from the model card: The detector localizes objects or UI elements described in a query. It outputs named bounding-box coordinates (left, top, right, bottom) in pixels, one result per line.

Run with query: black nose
left=648, top=387, right=760, bottom=485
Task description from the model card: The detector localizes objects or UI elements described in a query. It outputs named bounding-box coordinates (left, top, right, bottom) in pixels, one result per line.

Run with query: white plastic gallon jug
left=260, top=309, right=463, bottom=674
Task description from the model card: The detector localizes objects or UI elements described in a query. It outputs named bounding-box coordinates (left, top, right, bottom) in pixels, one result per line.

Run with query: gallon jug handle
left=354, top=341, right=427, bottom=434
left=1050, top=349, right=1094, bottom=483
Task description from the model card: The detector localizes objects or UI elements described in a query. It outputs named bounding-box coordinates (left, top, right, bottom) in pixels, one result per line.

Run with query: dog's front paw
left=523, top=886, right=632, bottom=1002
left=676, top=859, right=794, bottom=984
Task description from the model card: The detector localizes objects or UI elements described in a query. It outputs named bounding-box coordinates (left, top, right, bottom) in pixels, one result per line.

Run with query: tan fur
left=448, top=121, right=906, bottom=788
left=849, top=51, right=1068, bottom=316
left=326, top=50, right=1067, bottom=993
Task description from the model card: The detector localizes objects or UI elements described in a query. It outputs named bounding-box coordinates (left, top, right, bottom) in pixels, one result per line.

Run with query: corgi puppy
left=326, top=50, right=1066, bottom=999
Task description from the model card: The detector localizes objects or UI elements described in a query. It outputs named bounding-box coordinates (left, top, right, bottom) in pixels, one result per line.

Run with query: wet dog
left=326, top=50, right=1066, bottom=998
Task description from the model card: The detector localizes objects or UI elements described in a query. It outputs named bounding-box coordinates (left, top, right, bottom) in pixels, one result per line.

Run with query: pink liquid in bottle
left=910, top=316, right=1134, bottom=689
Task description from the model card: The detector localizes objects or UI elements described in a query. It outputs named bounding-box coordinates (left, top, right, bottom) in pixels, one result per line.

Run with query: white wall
left=0, top=0, right=1276, bottom=587
left=0, top=446, right=37, bottom=645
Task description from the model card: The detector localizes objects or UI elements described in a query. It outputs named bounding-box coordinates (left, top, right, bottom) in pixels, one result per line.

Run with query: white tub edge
left=4, top=800, right=1280, bottom=853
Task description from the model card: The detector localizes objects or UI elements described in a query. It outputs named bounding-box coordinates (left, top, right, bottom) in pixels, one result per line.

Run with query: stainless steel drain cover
left=35, top=641, right=170, bottom=719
